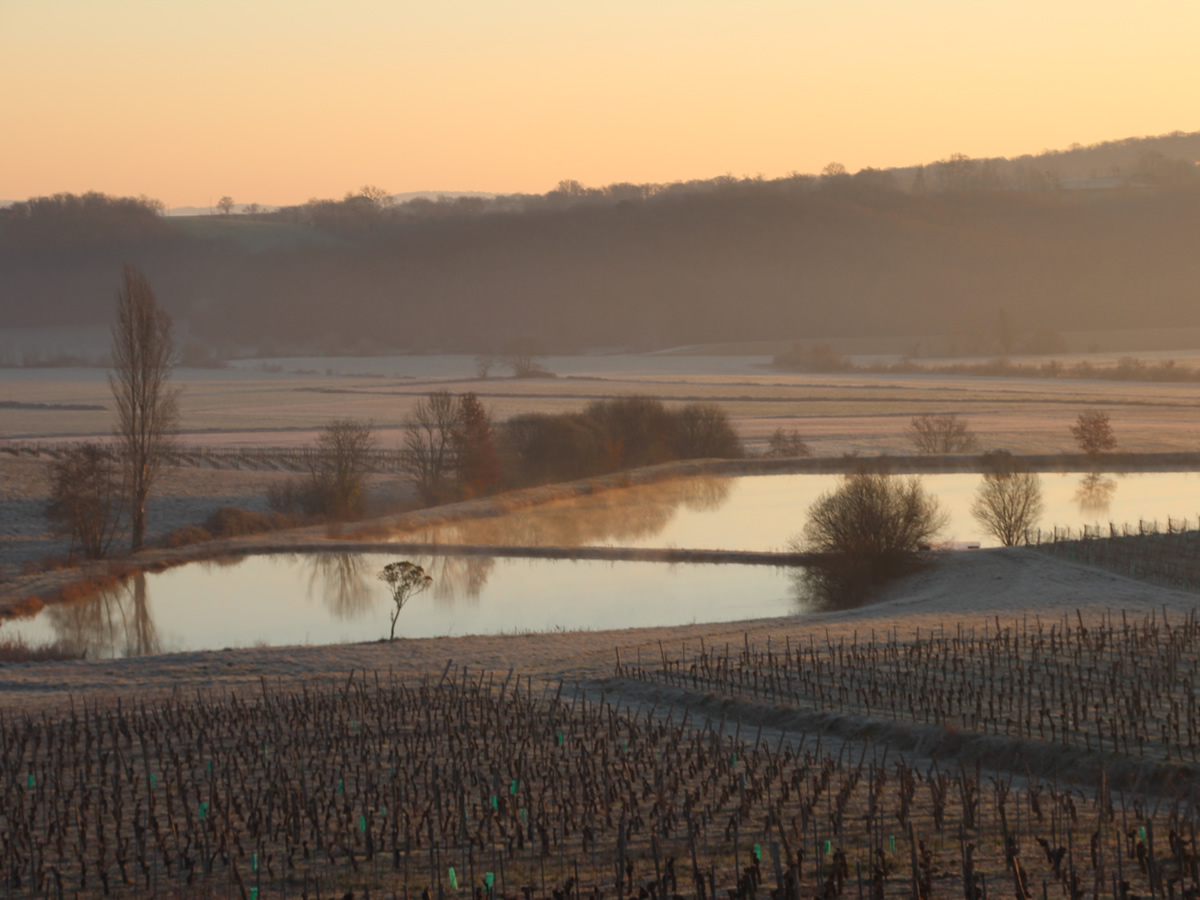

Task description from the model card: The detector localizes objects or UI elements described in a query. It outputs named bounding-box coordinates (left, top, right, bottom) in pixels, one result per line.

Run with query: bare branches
left=766, top=428, right=811, bottom=458
left=44, top=443, right=126, bottom=559
left=971, top=451, right=1044, bottom=546
left=1070, top=410, right=1117, bottom=457
left=906, top=413, right=977, bottom=454
left=109, top=263, right=178, bottom=551
left=401, top=391, right=460, bottom=500
left=310, top=418, right=376, bottom=518
left=795, top=471, right=947, bottom=605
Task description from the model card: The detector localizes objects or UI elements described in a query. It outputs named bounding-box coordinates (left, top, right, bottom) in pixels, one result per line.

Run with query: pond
left=389, top=471, right=1200, bottom=551
left=0, top=555, right=800, bottom=659
left=5, top=469, right=1196, bottom=659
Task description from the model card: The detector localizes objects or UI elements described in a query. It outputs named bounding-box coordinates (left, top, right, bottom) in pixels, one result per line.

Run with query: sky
left=3, top=0, right=1199, bottom=208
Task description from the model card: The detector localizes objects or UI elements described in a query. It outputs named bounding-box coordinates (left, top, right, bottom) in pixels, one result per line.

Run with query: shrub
left=672, top=403, right=743, bottom=459
left=794, top=471, right=946, bottom=606
left=163, top=525, right=214, bottom=548
left=202, top=506, right=289, bottom=538
left=501, top=412, right=608, bottom=486
left=44, top=443, right=125, bottom=560
left=0, top=636, right=85, bottom=664
left=583, top=396, right=677, bottom=469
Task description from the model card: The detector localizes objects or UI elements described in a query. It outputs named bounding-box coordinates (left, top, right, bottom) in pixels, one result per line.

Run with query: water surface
left=392, top=471, right=1200, bottom=551
left=0, top=555, right=798, bottom=659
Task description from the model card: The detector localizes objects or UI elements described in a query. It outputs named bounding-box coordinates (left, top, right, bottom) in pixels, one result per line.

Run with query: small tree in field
left=971, top=451, right=1043, bottom=546
left=906, top=413, right=976, bottom=454
left=1070, top=410, right=1116, bottom=457
left=45, top=443, right=126, bottom=560
left=501, top=338, right=550, bottom=378
left=378, top=561, right=432, bottom=640
left=766, top=427, right=811, bottom=458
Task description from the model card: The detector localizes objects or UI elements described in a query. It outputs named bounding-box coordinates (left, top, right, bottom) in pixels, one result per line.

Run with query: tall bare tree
left=309, top=419, right=376, bottom=519
left=401, top=391, right=460, bottom=500
left=110, top=264, right=178, bottom=551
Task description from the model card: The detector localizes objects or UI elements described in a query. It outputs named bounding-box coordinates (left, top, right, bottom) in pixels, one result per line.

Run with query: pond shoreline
left=3, top=450, right=1196, bottom=622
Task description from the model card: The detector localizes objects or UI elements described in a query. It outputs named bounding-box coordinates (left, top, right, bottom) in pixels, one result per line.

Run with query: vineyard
left=627, top=609, right=1200, bottom=766
left=1032, top=525, right=1200, bottom=594
left=3, top=621, right=1199, bottom=900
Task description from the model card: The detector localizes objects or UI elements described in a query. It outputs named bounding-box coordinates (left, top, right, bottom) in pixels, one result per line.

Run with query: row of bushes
left=163, top=506, right=299, bottom=549
left=501, top=396, right=744, bottom=487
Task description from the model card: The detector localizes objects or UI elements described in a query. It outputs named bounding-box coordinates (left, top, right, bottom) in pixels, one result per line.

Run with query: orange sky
left=3, top=0, right=1198, bottom=208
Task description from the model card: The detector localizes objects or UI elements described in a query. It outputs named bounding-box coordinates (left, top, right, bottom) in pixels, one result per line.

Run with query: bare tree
left=501, top=338, right=549, bottom=378
left=906, top=413, right=977, bottom=454
left=401, top=391, right=460, bottom=500
left=110, top=264, right=178, bottom=551
left=474, top=353, right=496, bottom=379
left=971, top=451, right=1043, bottom=546
left=378, top=561, right=432, bottom=640
left=309, top=419, right=376, bottom=519
left=45, top=443, right=126, bottom=560
left=1070, top=409, right=1116, bottom=457
left=216, top=196, right=234, bottom=215
left=765, top=427, right=811, bottom=458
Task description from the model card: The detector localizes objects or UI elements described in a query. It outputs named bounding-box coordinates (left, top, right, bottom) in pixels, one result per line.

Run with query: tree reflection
left=410, top=555, right=496, bottom=604
left=1075, top=472, right=1117, bottom=517
left=393, top=476, right=734, bottom=548
left=306, top=553, right=373, bottom=620
left=43, top=572, right=161, bottom=659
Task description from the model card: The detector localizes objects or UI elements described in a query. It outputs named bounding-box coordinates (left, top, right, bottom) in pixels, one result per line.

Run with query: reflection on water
left=393, top=476, right=733, bottom=547
left=6, top=470, right=1196, bottom=660
left=3, top=555, right=796, bottom=657
left=413, top=555, right=496, bottom=604
left=1075, top=472, right=1118, bottom=517
left=306, top=553, right=373, bottom=619
left=380, top=471, right=1197, bottom=552
left=43, top=573, right=164, bottom=659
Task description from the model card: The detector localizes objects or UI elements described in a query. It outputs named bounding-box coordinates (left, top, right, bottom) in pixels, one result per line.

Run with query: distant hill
left=165, top=191, right=495, bottom=217
left=2, top=132, right=1198, bottom=354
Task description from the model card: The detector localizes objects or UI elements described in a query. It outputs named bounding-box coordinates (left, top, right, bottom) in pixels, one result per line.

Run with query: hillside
left=2, top=131, right=1198, bottom=355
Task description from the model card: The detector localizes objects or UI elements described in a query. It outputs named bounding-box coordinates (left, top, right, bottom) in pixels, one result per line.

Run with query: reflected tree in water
left=1075, top=472, right=1117, bottom=517
left=306, top=553, right=373, bottom=620
left=413, top=555, right=496, bottom=604
left=44, top=572, right=161, bottom=659
left=395, top=476, right=733, bottom=548
left=677, top=476, right=733, bottom=513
